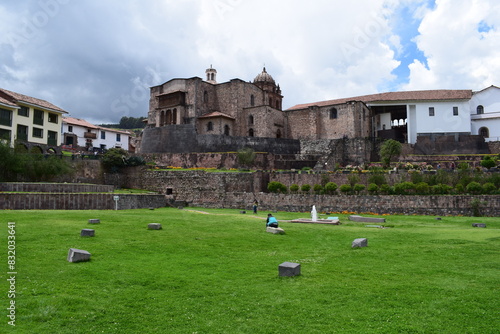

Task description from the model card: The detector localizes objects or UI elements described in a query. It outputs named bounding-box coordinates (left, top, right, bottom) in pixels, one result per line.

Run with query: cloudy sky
left=1, top=0, right=499, bottom=124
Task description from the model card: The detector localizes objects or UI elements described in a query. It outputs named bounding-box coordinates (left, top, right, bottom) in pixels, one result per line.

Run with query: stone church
left=139, top=66, right=498, bottom=163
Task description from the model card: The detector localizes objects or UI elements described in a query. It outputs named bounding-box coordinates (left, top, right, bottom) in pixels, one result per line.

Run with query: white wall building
left=62, top=117, right=131, bottom=152
left=470, top=85, right=500, bottom=142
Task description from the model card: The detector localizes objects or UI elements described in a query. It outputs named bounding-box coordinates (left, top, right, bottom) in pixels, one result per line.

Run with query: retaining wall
left=0, top=193, right=166, bottom=210
left=0, top=182, right=114, bottom=193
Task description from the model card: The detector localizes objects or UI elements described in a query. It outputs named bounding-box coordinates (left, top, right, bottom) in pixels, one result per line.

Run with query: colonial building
left=139, top=66, right=499, bottom=159
left=62, top=117, right=132, bottom=152
left=0, top=88, right=67, bottom=152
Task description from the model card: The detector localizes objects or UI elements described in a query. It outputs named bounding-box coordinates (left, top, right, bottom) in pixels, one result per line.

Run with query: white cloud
left=404, top=0, right=500, bottom=91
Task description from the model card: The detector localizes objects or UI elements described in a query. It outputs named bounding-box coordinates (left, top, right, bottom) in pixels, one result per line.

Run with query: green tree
left=353, top=183, right=366, bottom=194
left=237, top=147, right=256, bottom=168
left=367, top=183, right=379, bottom=194
left=339, top=184, right=352, bottom=194
left=313, top=184, right=323, bottom=194
left=101, top=148, right=128, bottom=172
left=380, top=139, right=402, bottom=167
left=324, top=182, right=338, bottom=194
left=267, top=181, right=287, bottom=193
left=301, top=184, right=311, bottom=193
left=466, top=181, right=483, bottom=194
left=289, top=184, right=299, bottom=193
left=480, top=156, right=496, bottom=169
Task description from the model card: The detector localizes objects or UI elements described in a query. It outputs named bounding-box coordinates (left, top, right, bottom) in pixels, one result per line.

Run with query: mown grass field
left=1, top=208, right=499, bottom=333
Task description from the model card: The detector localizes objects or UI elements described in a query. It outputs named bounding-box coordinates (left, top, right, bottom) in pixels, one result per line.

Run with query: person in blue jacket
left=266, top=213, right=278, bottom=228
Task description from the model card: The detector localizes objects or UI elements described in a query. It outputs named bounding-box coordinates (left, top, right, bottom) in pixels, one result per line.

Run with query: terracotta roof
left=63, top=116, right=100, bottom=129
left=286, top=89, right=473, bottom=111
left=0, top=95, right=18, bottom=108
left=0, top=88, right=67, bottom=113
left=198, top=111, right=235, bottom=119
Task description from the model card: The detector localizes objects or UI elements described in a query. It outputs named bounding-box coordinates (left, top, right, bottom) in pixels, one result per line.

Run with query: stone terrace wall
left=119, top=169, right=500, bottom=216
left=0, top=182, right=114, bottom=193
left=185, top=192, right=499, bottom=217
left=0, top=193, right=166, bottom=210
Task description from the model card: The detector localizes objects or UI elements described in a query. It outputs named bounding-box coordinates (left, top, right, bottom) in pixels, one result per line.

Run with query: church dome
left=253, top=67, right=275, bottom=84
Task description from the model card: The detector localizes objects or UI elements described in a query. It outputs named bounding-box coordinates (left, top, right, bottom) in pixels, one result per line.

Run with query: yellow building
left=0, top=88, right=68, bottom=152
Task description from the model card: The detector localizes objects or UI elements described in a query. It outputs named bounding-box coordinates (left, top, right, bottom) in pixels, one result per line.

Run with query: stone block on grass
left=279, top=262, right=301, bottom=277
left=67, top=248, right=91, bottom=263
left=80, top=229, right=95, bottom=237
left=472, top=223, right=486, bottom=228
left=352, top=238, right=368, bottom=248
left=88, top=219, right=100, bottom=224
left=266, top=227, right=285, bottom=234
left=349, top=215, right=385, bottom=223
left=148, top=223, right=162, bottom=230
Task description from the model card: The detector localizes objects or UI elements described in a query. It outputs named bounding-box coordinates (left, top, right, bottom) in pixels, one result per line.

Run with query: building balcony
left=84, top=132, right=97, bottom=139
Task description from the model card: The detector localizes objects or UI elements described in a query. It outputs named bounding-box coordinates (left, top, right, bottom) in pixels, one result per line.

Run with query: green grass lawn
left=1, top=209, right=499, bottom=333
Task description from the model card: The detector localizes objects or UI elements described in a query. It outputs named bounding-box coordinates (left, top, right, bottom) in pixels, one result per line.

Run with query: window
left=17, top=125, right=28, bottom=141
left=429, top=107, right=435, bottom=116
left=204, top=91, right=208, bottom=103
left=18, top=106, right=29, bottom=117
left=207, top=121, right=213, bottom=131
left=477, top=105, right=484, bottom=114
left=276, top=129, right=282, bottom=138
left=101, top=131, right=106, bottom=139
left=249, top=115, right=254, bottom=125
left=329, top=108, right=338, bottom=119
left=34, top=109, right=44, bottom=125
left=0, top=128, right=11, bottom=141
left=0, top=108, right=12, bottom=126
left=33, top=127, right=43, bottom=138
left=48, top=113, right=58, bottom=123
left=116, top=133, right=121, bottom=142
left=249, top=128, right=254, bottom=137
left=250, top=95, right=255, bottom=106
left=479, top=127, right=489, bottom=138
left=453, top=107, right=458, bottom=116
left=68, top=125, right=73, bottom=132
left=224, top=125, right=230, bottom=136
left=47, top=130, right=57, bottom=146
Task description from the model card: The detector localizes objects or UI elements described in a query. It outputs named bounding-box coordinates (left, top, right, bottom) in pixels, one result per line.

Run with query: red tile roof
left=0, top=95, right=18, bottom=108
left=63, top=117, right=100, bottom=129
left=286, top=89, right=473, bottom=111
left=0, top=88, right=67, bottom=113
left=198, top=111, right=235, bottom=119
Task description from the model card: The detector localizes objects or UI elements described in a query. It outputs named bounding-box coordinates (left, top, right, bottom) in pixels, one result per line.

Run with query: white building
left=0, top=88, right=68, bottom=152
left=470, top=85, right=500, bottom=142
left=62, top=117, right=131, bottom=152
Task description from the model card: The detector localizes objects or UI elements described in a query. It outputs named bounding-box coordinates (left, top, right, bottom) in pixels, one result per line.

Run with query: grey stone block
left=352, top=238, right=368, bottom=248
left=88, top=219, right=100, bottom=224
left=148, top=223, right=162, bottom=230
left=67, top=248, right=91, bottom=263
left=80, top=229, right=95, bottom=237
left=266, top=227, right=285, bottom=234
left=279, top=262, right=301, bottom=277
left=472, top=223, right=486, bottom=228
left=349, top=215, right=385, bottom=223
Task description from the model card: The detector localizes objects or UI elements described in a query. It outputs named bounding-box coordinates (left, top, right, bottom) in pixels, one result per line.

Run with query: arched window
left=204, top=91, right=208, bottom=103
left=249, top=128, right=254, bottom=137
left=479, top=127, right=489, bottom=138
left=269, top=98, right=273, bottom=107
left=160, top=110, right=165, bottom=126
left=276, top=129, right=282, bottom=138
left=207, top=121, right=213, bottom=132
left=250, top=95, right=255, bottom=106
left=224, top=125, right=230, bottom=136
left=329, top=108, right=338, bottom=119
left=172, top=108, right=177, bottom=124
left=166, top=110, right=172, bottom=124
left=477, top=105, right=484, bottom=114
left=249, top=115, right=254, bottom=125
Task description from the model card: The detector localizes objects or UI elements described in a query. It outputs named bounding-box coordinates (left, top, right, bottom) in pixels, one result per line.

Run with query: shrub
left=267, top=181, right=287, bottom=193
left=455, top=183, right=465, bottom=194
left=432, top=183, right=452, bottom=195
left=367, top=173, right=387, bottom=186
left=324, top=182, right=338, bottom=194
left=380, top=184, right=392, bottom=194
left=380, top=139, right=402, bottom=167
left=353, top=183, right=366, bottom=194
left=289, top=184, right=299, bottom=193
left=313, top=184, right=323, bottom=194
left=466, top=181, right=482, bottom=194
left=101, top=148, right=128, bottom=172
left=126, top=156, right=146, bottom=166
left=480, top=156, right=496, bottom=169
left=301, top=184, right=311, bottom=193
left=339, top=184, right=352, bottom=194
left=237, top=147, right=256, bottom=167
left=482, top=182, right=496, bottom=194
left=367, top=183, right=379, bottom=194
left=415, top=182, right=430, bottom=195
left=394, top=182, right=415, bottom=195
